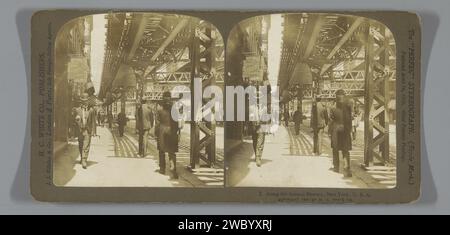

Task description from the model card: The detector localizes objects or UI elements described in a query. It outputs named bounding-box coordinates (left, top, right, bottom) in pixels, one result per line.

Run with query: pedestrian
left=117, top=111, right=127, bottom=137
left=74, top=93, right=96, bottom=169
left=293, top=108, right=303, bottom=135
left=97, top=107, right=104, bottom=126
left=311, top=97, right=328, bottom=155
left=250, top=121, right=265, bottom=167
left=137, top=99, right=154, bottom=157
left=107, top=110, right=113, bottom=128
left=155, top=91, right=180, bottom=179
left=85, top=82, right=98, bottom=137
left=284, top=109, right=290, bottom=127
left=328, top=89, right=353, bottom=177
left=248, top=91, right=266, bottom=167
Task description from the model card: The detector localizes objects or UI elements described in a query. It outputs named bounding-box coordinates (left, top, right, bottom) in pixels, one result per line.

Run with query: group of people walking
left=71, top=83, right=181, bottom=179
left=300, top=90, right=360, bottom=177
left=250, top=89, right=361, bottom=178
left=133, top=92, right=181, bottom=179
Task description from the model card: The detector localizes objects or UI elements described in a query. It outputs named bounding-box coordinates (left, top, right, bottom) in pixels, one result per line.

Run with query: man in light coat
left=311, top=97, right=328, bottom=155
left=74, top=93, right=96, bottom=169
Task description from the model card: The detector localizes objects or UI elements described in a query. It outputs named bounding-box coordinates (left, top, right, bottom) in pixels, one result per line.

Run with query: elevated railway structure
left=99, top=13, right=224, bottom=169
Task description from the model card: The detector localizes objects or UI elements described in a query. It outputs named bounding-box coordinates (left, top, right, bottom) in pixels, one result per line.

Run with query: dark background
left=0, top=0, right=447, bottom=214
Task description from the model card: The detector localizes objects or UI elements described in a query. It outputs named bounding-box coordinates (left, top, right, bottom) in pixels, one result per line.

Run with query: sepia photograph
left=225, top=13, right=397, bottom=189
left=52, top=13, right=225, bottom=187
left=28, top=8, right=423, bottom=203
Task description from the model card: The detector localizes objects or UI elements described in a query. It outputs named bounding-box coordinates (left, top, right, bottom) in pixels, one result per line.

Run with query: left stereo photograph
left=52, top=13, right=225, bottom=188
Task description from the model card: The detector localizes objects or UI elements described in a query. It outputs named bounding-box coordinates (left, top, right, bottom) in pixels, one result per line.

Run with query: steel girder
left=145, top=71, right=224, bottom=84
left=363, top=22, right=393, bottom=166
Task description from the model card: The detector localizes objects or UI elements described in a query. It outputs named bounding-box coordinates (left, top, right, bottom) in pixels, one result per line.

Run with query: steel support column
left=107, top=104, right=112, bottom=128
left=363, top=22, right=390, bottom=166
left=297, top=87, right=303, bottom=114
left=204, top=26, right=217, bottom=166
left=189, top=21, right=200, bottom=169
left=120, top=88, right=126, bottom=114
left=189, top=21, right=217, bottom=169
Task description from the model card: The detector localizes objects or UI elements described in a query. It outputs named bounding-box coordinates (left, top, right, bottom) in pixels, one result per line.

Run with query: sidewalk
left=53, top=125, right=224, bottom=187
left=123, top=121, right=224, bottom=187
left=227, top=122, right=396, bottom=188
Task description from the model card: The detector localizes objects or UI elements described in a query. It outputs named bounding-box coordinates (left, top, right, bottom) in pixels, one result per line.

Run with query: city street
left=227, top=121, right=396, bottom=188
left=52, top=13, right=226, bottom=188
left=52, top=13, right=397, bottom=190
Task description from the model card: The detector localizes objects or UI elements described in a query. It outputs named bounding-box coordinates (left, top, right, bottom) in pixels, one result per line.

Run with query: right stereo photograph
left=225, top=13, right=397, bottom=189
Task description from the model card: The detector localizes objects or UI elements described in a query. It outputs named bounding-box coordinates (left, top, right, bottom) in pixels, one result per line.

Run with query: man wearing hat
left=248, top=87, right=268, bottom=167
left=155, top=91, right=180, bottom=179
left=74, top=92, right=96, bottom=169
left=117, top=111, right=128, bottom=137
left=328, top=89, right=353, bottom=177
left=249, top=108, right=266, bottom=167
left=293, top=108, right=303, bottom=135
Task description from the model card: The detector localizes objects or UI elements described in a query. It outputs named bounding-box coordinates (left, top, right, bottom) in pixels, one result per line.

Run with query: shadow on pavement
left=53, top=143, right=79, bottom=186
left=226, top=141, right=255, bottom=187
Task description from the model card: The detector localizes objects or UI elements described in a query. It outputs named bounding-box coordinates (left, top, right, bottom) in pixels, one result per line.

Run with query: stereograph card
left=30, top=10, right=421, bottom=203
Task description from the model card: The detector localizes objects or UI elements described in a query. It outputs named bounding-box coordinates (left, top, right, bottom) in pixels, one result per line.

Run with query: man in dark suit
left=328, top=89, right=353, bottom=177
left=117, top=111, right=127, bottom=137
left=293, top=109, right=303, bottom=135
left=155, top=91, right=180, bottom=179
left=311, top=97, right=328, bottom=155
left=74, top=93, right=96, bottom=169
left=137, top=99, right=154, bottom=157
left=283, top=109, right=290, bottom=127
